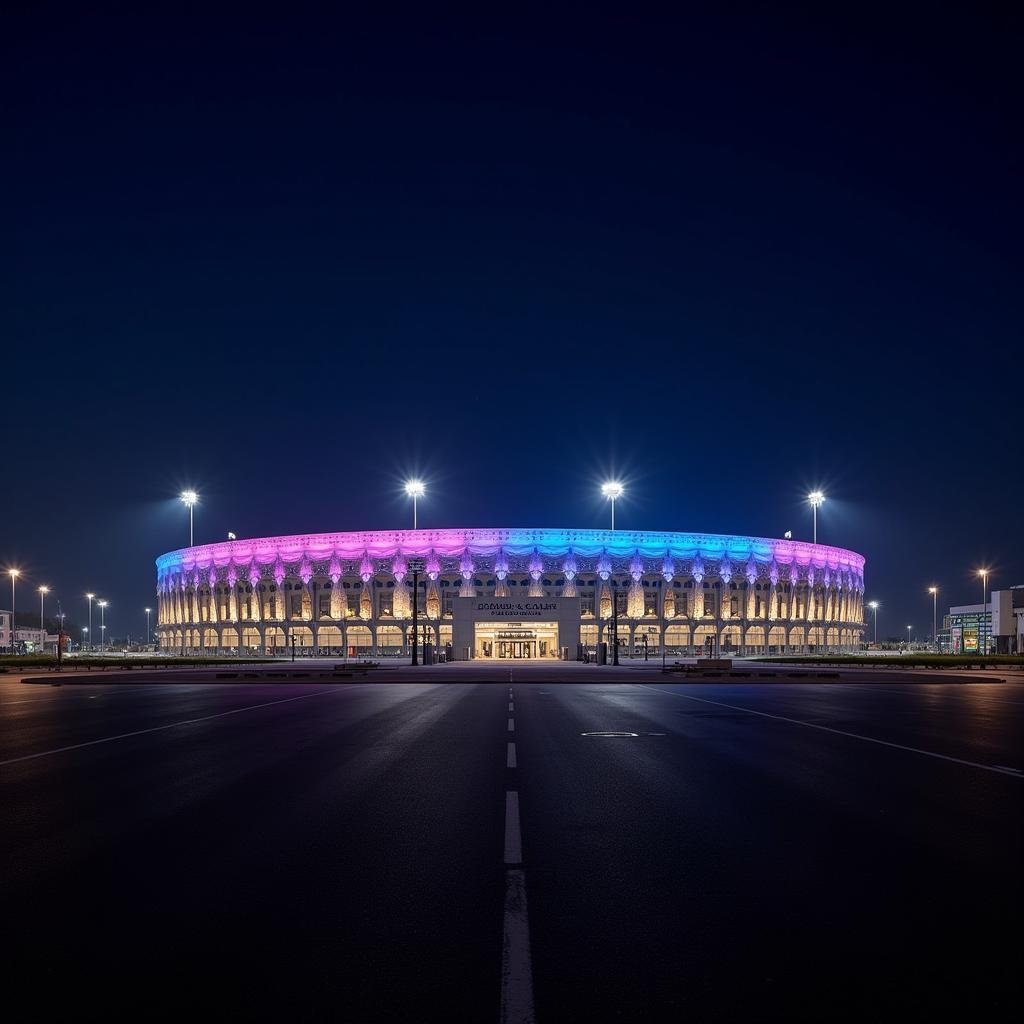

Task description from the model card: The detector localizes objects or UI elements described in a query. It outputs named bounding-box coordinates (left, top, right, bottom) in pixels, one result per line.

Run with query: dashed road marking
left=508, top=718, right=515, bottom=732
left=504, top=790, right=522, bottom=864
left=507, top=742, right=517, bottom=768
left=508, top=701, right=514, bottom=712
left=500, top=868, right=535, bottom=1024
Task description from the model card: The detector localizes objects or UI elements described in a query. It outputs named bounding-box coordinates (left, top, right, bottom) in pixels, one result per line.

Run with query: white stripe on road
left=500, top=868, right=535, bottom=1024
left=508, top=718, right=515, bottom=732
left=0, top=688, right=352, bottom=768
left=507, top=742, right=517, bottom=768
left=636, top=684, right=1024, bottom=778
left=504, top=791, right=522, bottom=864
left=508, top=701, right=514, bottom=712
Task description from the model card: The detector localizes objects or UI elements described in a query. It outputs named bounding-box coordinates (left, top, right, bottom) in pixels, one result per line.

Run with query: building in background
left=945, top=587, right=1024, bottom=654
left=0, top=614, right=58, bottom=654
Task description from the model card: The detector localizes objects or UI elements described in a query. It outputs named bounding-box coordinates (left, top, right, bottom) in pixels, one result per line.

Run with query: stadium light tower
left=180, top=490, right=199, bottom=545
left=928, top=587, right=938, bottom=651
left=867, top=600, right=879, bottom=645
left=977, top=568, right=990, bottom=654
left=601, top=481, right=624, bottom=530
left=807, top=491, right=826, bottom=544
left=86, top=593, right=95, bottom=652
left=98, top=600, right=108, bottom=653
left=404, top=480, right=425, bottom=530
left=145, top=607, right=152, bottom=645
left=39, top=585, right=49, bottom=637
left=8, top=569, right=19, bottom=654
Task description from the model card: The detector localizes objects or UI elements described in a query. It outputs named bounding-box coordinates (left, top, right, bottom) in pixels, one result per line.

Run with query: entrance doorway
left=474, top=622, right=558, bottom=659
left=498, top=640, right=536, bottom=658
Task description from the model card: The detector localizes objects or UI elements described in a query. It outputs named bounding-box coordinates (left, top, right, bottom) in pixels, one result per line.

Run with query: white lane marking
left=508, top=701, right=514, bottom=712
left=508, top=718, right=515, bottom=732
left=581, top=731, right=639, bottom=737
left=507, top=742, right=517, bottom=768
left=0, top=687, right=353, bottom=768
left=500, top=868, right=536, bottom=1024
left=636, top=684, right=1024, bottom=778
left=504, top=790, right=522, bottom=864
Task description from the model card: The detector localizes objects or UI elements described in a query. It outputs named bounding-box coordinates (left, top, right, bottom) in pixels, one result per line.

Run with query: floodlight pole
left=611, top=575, right=619, bottom=665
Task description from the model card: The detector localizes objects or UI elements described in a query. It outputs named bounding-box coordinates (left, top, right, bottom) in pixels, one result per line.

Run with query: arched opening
left=264, top=626, right=286, bottom=652
left=347, top=625, right=373, bottom=658
left=693, top=624, right=717, bottom=656
left=768, top=625, right=786, bottom=653
left=789, top=626, right=806, bottom=653
left=720, top=624, right=742, bottom=655
left=317, top=625, right=343, bottom=655
left=377, top=625, right=403, bottom=657
left=241, top=627, right=261, bottom=651
left=290, top=626, right=314, bottom=652
left=745, top=625, right=766, bottom=656
left=221, top=627, right=239, bottom=651
left=664, top=624, right=690, bottom=656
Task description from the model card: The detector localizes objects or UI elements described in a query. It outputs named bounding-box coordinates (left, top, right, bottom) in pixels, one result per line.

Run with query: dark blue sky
left=2, top=6, right=1020, bottom=640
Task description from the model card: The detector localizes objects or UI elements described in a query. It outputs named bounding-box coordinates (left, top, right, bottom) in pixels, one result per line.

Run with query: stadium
left=155, top=528, right=866, bottom=658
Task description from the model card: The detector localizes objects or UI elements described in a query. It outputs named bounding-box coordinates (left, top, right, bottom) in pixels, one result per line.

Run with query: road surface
left=2, top=665, right=1020, bottom=1021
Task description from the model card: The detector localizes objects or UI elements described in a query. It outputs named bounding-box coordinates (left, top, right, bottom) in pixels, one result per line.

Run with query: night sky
left=2, top=7, right=1020, bottom=641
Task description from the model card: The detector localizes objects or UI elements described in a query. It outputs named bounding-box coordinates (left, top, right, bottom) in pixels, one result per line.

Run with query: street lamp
left=928, top=587, right=938, bottom=652
left=39, top=586, right=48, bottom=642
left=86, top=593, right=95, bottom=652
left=978, top=569, right=990, bottom=655
left=7, top=569, right=19, bottom=654
left=906, top=625, right=913, bottom=647
left=145, top=607, right=152, bottom=646
left=404, top=480, right=425, bottom=530
left=867, top=600, right=879, bottom=645
left=81, top=627, right=88, bottom=650
left=807, top=491, right=826, bottom=544
left=601, top=481, right=624, bottom=530
left=98, top=600, right=108, bottom=653
left=180, top=490, right=199, bottom=546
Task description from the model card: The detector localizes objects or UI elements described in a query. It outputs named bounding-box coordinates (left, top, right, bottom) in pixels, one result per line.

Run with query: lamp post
left=807, top=491, right=825, bottom=544
left=978, top=569, right=989, bottom=655
left=601, top=481, right=624, bottom=530
left=404, top=481, right=425, bottom=530
left=81, top=627, right=88, bottom=650
left=180, top=490, right=198, bottom=545
left=86, top=593, right=95, bottom=652
left=611, top=575, right=619, bottom=665
left=906, top=625, right=912, bottom=648
left=145, top=607, right=152, bottom=647
left=98, top=600, right=107, bottom=653
left=408, top=558, right=424, bottom=665
left=928, top=587, right=938, bottom=652
left=8, top=569, right=18, bottom=654
left=867, top=601, right=879, bottom=645
left=38, top=586, right=48, bottom=644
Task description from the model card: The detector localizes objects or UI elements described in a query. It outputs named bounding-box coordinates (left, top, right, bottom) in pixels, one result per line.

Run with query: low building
left=945, top=587, right=1024, bottom=654
left=0, top=613, right=58, bottom=654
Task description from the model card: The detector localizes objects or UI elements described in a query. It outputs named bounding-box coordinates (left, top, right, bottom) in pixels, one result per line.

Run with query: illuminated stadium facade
left=155, top=528, right=866, bottom=658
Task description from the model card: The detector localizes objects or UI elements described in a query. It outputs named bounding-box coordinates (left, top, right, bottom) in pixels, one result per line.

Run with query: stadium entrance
left=474, top=623, right=558, bottom=659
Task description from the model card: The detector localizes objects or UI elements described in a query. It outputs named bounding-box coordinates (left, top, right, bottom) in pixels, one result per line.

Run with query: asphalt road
left=2, top=668, right=1021, bottom=1022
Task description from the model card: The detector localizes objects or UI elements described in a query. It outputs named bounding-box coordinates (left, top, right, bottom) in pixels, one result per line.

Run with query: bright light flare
left=807, top=491, right=826, bottom=508
left=180, top=490, right=199, bottom=507
left=601, top=481, right=624, bottom=500
left=404, top=480, right=425, bottom=498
